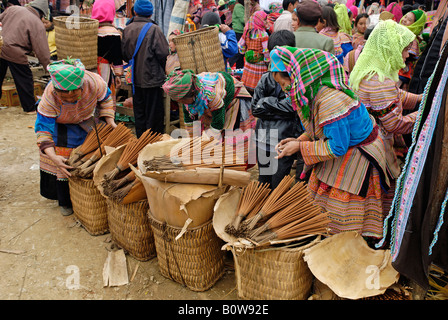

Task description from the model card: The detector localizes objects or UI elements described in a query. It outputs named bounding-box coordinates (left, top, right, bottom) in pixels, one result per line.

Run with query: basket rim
left=54, top=16, right=99, bottom=24
left=147, top=209, right=212, bottom=231
left=173, top=26, right=218, bottom=41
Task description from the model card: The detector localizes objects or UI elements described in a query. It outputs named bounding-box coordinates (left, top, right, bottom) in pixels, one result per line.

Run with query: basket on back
left=53, top=16, right=99, bottom=70
left=173, top=26, right=225, bottom=73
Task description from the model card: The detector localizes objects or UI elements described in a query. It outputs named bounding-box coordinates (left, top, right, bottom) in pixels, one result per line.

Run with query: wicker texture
left=106, top=199, right=156, bottom=261
left=69, top=177, right=109, bottom=235
left=233, top=238, right=320, bottom=300
left=53, top=16, right=99, bottom=69
left=148, top=212, right=226, bottom=292
left=173, top=26, right=225, bottom=74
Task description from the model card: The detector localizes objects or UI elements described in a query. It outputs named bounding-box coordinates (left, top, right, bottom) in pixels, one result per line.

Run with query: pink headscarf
left=386, top=1, right=403, bottom=22
left=350, top=5, right=358, bottom=18
left=91, top=0, right=116, bottom=24
left=242, top=10, right=268, bottom=38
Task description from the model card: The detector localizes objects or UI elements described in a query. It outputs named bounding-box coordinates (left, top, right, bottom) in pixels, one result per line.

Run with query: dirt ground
left=0, top=106, right=239, bottom=301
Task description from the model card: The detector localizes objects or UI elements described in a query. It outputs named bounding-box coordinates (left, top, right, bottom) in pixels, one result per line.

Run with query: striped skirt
left=308, top=166, right=387, bottom=239
left=241, top=61, right=268, bottom=91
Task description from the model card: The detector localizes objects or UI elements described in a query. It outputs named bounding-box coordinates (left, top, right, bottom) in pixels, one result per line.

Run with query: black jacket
left=251, top=72, right=303, bottom=148
left=121, top=17, right=169, bottom=88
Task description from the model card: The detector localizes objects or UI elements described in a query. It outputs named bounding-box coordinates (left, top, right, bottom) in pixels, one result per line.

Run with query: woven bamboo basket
left=147, top=211, right=226, bottom=292
left=53, top=16, right=99, bottom=69
left=68, top=177, right=109, bottom=235
left=173, top=26, right=225, bottom=74
left=232, top=237, right=320, bottom=300
left=106, top=198, right=156, bottom=261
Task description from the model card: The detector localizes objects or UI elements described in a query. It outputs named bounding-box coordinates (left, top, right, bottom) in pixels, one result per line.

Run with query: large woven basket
left=232, top=237, right=320, bottom=300
left=53, top=16, right=99, bottom=69
left=68, top=177, right=109, bottom=235
left=148, top=211, right=226, bottom=292
left=173, top=26, right=225, bottom=74
left=106, top=198, right=156, bottom=261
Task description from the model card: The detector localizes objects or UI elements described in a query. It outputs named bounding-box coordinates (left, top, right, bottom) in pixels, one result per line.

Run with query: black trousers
left=133, top=86, right=165, bottom=137
left=0, top=58, right=36, bottom=112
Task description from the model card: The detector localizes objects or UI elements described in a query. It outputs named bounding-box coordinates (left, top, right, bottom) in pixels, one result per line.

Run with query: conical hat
left=303, top=231, right=399, bottom=300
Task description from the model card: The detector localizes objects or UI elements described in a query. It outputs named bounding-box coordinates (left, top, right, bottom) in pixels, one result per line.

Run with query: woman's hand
left=115, top=76, right=122, bottom=90
left=45, top=148, right=74, bottom=179
left=104, top=117, right=118, bottom=129
left=275, top=138, right=301, bottom=159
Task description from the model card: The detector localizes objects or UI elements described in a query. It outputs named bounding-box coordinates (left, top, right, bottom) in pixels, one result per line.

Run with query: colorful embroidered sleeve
left=202, top=73, right=225, bottom=112
left=262, top=37, right=270, bottom=62
left=238, top=35, right=247, bottom=54
left=299, top=139, right=336, bottom=166
left=398, top=88, right=420, bottom=110
left=35, top=112, right=56, bottom=149
left=373, top=106, right=418, bottom=135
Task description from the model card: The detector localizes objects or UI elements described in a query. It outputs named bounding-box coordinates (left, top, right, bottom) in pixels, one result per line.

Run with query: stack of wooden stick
left=225, top=175, right=330, bottom=244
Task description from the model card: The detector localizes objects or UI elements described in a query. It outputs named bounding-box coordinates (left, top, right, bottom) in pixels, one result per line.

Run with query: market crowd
left=0, top=0, right=432, bottom=245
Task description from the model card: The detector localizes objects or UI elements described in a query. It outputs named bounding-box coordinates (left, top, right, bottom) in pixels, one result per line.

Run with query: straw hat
left=303, top=231, right=399, bottom=300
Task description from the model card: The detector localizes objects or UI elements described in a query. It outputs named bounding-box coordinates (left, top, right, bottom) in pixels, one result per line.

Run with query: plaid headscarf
left=242, top=10, right=268, bottom=39
left=270, top=46, right=357, bottom=120
left=47, top=58, right=85, bottom=91
left=162, top=69, right=199, bottom=101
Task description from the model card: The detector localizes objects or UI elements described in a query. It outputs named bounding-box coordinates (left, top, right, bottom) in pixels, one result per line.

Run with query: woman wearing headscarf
left=386, top=0, right=404, bottom=22
left=350, top=20, right=422, bottom=198
left=35, top=59, right=117, bottom=216
left=238, top=10, right=270, bottom=93
left=398, top=9, right=427, bottom=89
left=166, top=29, right=181, bottom=75
left=91, top=0, right=123, bottom=105
left=271, top=46, right=391, bottom=239
left=319, top=5, right=353, bottom=65
left=162, top=69, right=255, bottom=161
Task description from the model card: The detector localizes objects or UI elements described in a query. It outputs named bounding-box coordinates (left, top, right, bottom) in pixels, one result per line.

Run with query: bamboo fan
left=244, top=179, right=310, bottom=231
left=74, top=123, right=134, bottom=178
left=224, top=181, right=271, bottom=237
left=103, top=129, right=163, bottom=182
left=68, top=123, right=114, bottom=166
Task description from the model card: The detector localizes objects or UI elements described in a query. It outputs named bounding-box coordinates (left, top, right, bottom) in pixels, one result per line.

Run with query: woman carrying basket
left=35, top=59, right=117, bottom=216
left=271, top=46, right=391, bottom=240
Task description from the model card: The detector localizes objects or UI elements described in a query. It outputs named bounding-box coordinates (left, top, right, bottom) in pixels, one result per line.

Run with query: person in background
left=165, top=29, right=181, bottom=75
left=121, top=0, right=169, bottom=136
left=352, top=13, right=369, bottom=50
left=398, top=9, right=427, bottom=89
left=35, top=59, right=117, bottom=216
left=274, top=0, right=298, bottom=32
left=267, top=2, right=283, bottom=34
left=228, top=0, right=245, bottom=69
left=350, top=20, right=422, bottom=188
left=251, top=30, right=303, bottom=189
left=238, top=10, right=270, bottom=94
left=291, top=9, right=299, bottom=31
left=42, top=13, right=57, bottom=61
left=343, top=25, right=374, bottom=74
left=386, top=0, right=404, bottom=22
left=0, top=0, right=50, bottom=114
left=91, top=0, right=124, bottom=106
left=319, top=4, right=352, bottom=64
left=201, top=11, right=238, bottom=71
left=293, top=0, right=334, bottom=54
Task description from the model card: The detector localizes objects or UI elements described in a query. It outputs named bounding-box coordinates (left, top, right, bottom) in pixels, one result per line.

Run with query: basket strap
left=161, top=222, right=188, bottom=287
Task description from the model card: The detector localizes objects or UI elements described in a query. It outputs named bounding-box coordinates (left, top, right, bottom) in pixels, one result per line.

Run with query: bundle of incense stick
left=68, top=123, right=114, bottom=166
left=224, top=181, right=271, bottom=237
left=224, top=175, right=330, bottom=243
left=109, top=177, right=146, bottom=204
left=243, top=176, right=308, bottom=231
left=102, top=170, right=136, bottom=196
left=71, top=123, right=134, bottom=178
left=143, top=136, right=247, bottom=172
left=102, top=129, right=164, bottom=182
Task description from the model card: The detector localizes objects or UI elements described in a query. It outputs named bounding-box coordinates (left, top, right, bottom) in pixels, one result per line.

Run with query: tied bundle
left=226, top=175, right=330, bottom=245
left=143, top=136, right=247, bottom=172
left=101, top=129, right=164, bottom=203
left=67, top=123, right=114, bottom=167
left=70, top=123, right=134, bottom=178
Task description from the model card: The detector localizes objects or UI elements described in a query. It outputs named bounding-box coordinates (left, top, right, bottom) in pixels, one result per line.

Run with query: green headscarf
left=47, top=58, right=85, bottom=91
left=334, top=3, right=352, bottom=35
left=401, top=9, right=427, bottom=36
left=349, top=20, right=416, bottom=90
